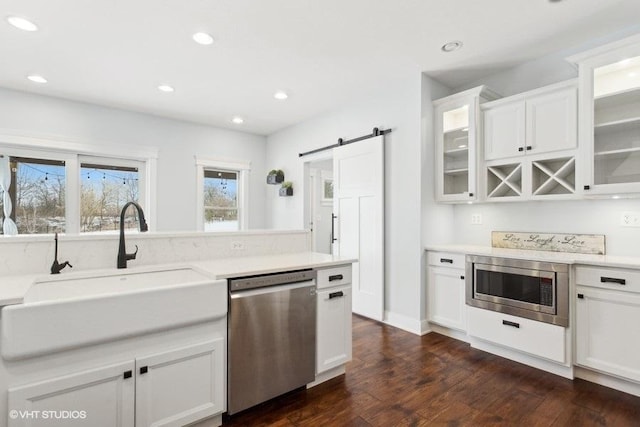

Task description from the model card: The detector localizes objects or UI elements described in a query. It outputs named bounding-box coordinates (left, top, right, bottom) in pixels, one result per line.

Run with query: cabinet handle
left=469, top=193, right=474, bottom=197
left=502, top=320, right=520, bottom=329
left=440, top=258, right=453, bottom=264
left=331, top=214, right=338, bottom=243
left=518, top=147, right=524, bottom=152
left=526, top=146, right=532, bottom=151
left=329, top=291, right=344, bottom=299
left=460, top=275, right=465, bottom=280
left=600, top=277, right=626, bottom=285
left=577, top=293, right=584, bottom=299
left=329, top=274, right=343, bottom=282
left=140, top=366, right=148, bottom=375
left=123, top=370, right=132, bottom=379
left=584, top=185, right=590, bottom=190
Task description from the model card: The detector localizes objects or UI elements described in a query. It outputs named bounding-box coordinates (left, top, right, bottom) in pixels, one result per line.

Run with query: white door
left=8, top=361, right=135, bottom=427
left=333, top=136, right=384, bottom=320
left=135, top=339, right=224, bottom=427
left=427, top=266, right=466, bottom=332
left=526, top=87, right=577, bottom=155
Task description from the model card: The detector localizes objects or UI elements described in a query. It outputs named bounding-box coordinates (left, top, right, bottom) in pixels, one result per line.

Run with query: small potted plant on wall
left=267, top=169, right=285, bottom=184
left=279, top=181, right=293, bottom=196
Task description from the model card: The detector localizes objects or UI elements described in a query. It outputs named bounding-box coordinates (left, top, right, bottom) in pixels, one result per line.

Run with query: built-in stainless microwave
left=465, top=255, right=569, bottom=327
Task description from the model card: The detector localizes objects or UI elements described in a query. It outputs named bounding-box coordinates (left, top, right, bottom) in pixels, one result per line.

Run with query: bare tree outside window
left=204, top=170, right=238, bottom=231
left=3, top=157, right=66, bottom=235
left=80, top=164, right=140, bottom=232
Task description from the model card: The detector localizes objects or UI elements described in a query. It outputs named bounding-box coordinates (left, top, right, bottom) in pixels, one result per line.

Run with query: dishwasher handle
left=230, top=280, right=316, bottom=299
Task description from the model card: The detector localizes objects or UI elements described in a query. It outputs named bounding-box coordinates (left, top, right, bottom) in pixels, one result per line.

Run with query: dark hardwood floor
left=225, top=315, right=640, bottom=426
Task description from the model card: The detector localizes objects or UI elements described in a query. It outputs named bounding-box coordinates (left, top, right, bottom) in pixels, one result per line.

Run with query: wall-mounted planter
left=267, top=170, right=285, bottom=184
left=279, top=187, right=293, bottom=197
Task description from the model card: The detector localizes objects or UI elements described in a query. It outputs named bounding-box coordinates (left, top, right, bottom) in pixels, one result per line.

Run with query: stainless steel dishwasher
left=227, top=269, right=317, bottom=415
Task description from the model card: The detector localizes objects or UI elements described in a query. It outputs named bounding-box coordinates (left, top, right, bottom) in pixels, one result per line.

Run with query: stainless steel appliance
left=466, top=255, right=569, bottom=327
left=227, top=270, right=317, bottom=415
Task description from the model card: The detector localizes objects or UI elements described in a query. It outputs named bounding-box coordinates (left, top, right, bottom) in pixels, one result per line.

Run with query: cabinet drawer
left=467, top=306, right=566, bottom=363
left=575, top=266, right=640, bottom=293
left=427, top=252, right=466, bottom=269
left=317, top=265, right=352, bottom=289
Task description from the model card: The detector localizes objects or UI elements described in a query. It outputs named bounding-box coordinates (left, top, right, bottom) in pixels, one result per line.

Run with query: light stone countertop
left=425, top=244, right=640, bottom=269
left=0, top=252, right=356, bottom=307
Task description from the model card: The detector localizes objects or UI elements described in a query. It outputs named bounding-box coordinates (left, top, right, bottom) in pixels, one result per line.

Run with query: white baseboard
left=468, top=337, right=574, bottom=379
left=575, top=366, right=640, bottom=397
left=307, top=365, right=346, bottom=388
left=429, top=323, right=469, bottom=342
left=383, top=311, right=428, bottom=335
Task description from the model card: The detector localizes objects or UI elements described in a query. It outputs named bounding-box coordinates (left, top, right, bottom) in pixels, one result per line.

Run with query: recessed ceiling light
left=231, top=116, right=244, bottom=124
left=7, top=16, right=38, bottom=32
left=274, top=91, right=288, bottom=100
left=27, top=74, right=47, bottom=84
left=441, top=40, right=463, bottom=53
left=192, top=32, right=214, bottom=45
left=157, top=85, right=174, bottom=93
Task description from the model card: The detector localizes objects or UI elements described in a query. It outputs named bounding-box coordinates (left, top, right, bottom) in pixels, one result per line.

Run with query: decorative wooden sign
left=491, top=231, right=606, bottom=255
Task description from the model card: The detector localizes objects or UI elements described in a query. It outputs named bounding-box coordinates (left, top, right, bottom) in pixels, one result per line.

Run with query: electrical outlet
left=471, top=213, right=482, bottom=225
left=231, top=241, right=245, bottom=250
left=620, top=212, right=640, bottom=227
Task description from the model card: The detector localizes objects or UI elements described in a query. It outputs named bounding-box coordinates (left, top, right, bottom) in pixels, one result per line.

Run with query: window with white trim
left=80, top=157, right=144, bottom=232
left=0, top=139, right=155, bottom=236
left=196, top=157, right=250, bottom=232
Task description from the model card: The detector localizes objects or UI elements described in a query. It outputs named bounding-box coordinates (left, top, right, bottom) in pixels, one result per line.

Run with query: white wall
left=448, top=30, right=640, bottom=256
left=0, top=88, right=267, bottom=231
left=265, top=65, right=431, bottom=332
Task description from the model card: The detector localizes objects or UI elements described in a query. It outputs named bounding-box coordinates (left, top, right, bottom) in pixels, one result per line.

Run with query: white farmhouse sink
left=1, top=266, right=226, bottom=361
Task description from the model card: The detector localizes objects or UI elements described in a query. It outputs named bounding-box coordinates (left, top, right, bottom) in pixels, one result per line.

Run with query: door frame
left=302, top=151, right=333, bottom=254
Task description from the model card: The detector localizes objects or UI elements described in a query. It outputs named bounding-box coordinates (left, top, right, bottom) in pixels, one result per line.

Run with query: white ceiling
left=1, top=0, right=639, bottom=135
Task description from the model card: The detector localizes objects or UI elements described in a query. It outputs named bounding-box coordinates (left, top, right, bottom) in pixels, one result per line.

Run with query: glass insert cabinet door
left=592, top=55, right=640, bottom=187
left=433, top=86, right=499, bottom=202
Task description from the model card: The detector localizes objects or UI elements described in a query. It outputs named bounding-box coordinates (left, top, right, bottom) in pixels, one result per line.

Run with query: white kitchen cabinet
left=316, top=265, right=353, bottom=374
left=426, top=252, right=466, bottom=332
left=467, top=306, right=566, bottom=364
left=433, top=86, right=501, bottom=203
left=136, top=339, right=224, bottom=427
left=483, top=82, right=577, bottom=161
left=317, top=284, right=352, bottom=373
left=568, top=34, right=640, bottom=195
left=8, top=361, right=136, bottom=427
left=575, top=265, right=640, bottom=382
left=482, top=81, right=578, bottom=201
left=7, top=340, right=224, bottom=427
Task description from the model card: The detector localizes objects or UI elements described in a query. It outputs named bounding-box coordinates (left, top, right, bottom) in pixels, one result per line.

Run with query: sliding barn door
left=332, top=136, right=384, bottom=321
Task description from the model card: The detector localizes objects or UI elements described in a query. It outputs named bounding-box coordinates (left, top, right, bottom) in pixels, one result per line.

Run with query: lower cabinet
left=575, top=285, right=640, bottom=382
left=427, top=265, right=466, bottom=331
left=467, top=306, right=566, bottom=364
left=316, top=284, right=352, bottom=374
left=8, top=339, right=224, bottom=427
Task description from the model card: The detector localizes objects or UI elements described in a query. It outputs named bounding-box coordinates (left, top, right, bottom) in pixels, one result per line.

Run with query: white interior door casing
left=332, top=136, right=384, bottom=321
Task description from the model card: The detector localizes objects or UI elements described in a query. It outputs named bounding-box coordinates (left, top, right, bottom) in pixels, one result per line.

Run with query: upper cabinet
left=483, top=81, right=577, bottom=161
left=434, top=86, right=501, bottom=202
left=482, top=81, right=578, bottom=201
left=568, top=34, right=640, bottom=195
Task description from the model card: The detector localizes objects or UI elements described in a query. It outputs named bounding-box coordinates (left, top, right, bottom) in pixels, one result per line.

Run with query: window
left=0, top=137, right=156, bottom=236
left=3, top=157, right=66, bottom=235
left=80, top=161, right=141, bottom=232
left=196, top=157, right=250, bottom=232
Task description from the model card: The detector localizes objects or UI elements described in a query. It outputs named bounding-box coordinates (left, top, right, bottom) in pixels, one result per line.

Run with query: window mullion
left=66, top=155, right=80, bottom=234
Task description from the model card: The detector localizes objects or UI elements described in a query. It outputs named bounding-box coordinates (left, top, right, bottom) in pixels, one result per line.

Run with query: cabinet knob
left=584, top=185, right=590, bottom=190
left=460, top=275, right=465, bottom=280
left=123, top=370, right=132, bottom=379
left=518, top=147, right=524, bottom=152
left=577, top=293, right=584, bottom=299
left=140, top=366, right=148, bottom=375
left=526, top=146, right=532, bottom=151
left=468, top=193, right=474, bottom=197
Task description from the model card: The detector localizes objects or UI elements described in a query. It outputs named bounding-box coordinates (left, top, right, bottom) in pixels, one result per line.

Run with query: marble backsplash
left=0, top=230, right=311, bottom=276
